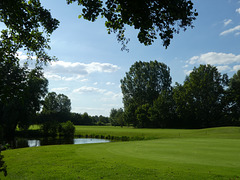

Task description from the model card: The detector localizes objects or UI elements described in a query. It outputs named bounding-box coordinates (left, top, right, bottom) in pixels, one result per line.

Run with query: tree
left=227, top=70, right=240, bottom=123
left=149, top=90, right=176, bottom=128
left=67, top=0, right=198, bottom=50
left=59, top=121, right=75, bottom=138
left=173, top=64, right=228, bottom=128
left=81, top=112, right=93, bottom=125
left=135, top=104, right=151, bottom=128
left=120, top=60, right=172, bottom=127
left=110, top=108, right=125, bottom=126
left=42, top=92, right=71, bottom=113
left=0, top=65, right=48, bottom=140
left=0, top=0, right=59, bottom=63
left=40, top=92, right=71, bottom=126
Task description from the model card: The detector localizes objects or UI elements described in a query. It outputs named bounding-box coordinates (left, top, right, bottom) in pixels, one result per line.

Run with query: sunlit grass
left=2, top=126, right=240, bottom=179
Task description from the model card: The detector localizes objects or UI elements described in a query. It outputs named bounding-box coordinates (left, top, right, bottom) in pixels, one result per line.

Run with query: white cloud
left=106, top=82, right=115, bottom=85
left=220, top=25, right=240, bottom=36
left=224, top=19, right=232, bottom=26
left=44, top=61, right=120, bottom=81
left=236, top=8, right=240, bottom=14
left=45, top=73, right=85, bottom=81
left=80, top=79, right=88, bottom=82
left=45, top=73, right=62, bottom=81
left=188, top=52, right=240, bottom=65
left=233, top=65, right=240, bottom=71
left=101, top=91, right=123, bottom=102
left=184, top=70, right=193, bottom=75
left=235, top=32, right=240, bottom=36
left=51, top=87, right=69, bottom=92
left=72, top=86, right=122, bottom=102
left=73, top=86, right=107, bottom=94
left=46, top=61, right=119, bottom=75
left=217, top=65, right=231, bottom=72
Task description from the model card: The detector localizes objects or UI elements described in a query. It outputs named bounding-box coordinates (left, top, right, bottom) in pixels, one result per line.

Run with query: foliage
left=110, top=108, right=125, bottom=126
left=0, top=0, right=59, bottom=63
left=121, top=60, right=172, bottom=127
left=42, top=92, right=71, bottom=114
left=0, top=151, right=7, bottom=177
left=173, top=64, right=228, bottom=128
left=135, top=104, right=151, bottom=128
left=40, top=121, right=59, bottom=137
left=149, top=90, right=177, bottom=128
left=227, top=70, right=240, bottom=123
left=59, top=121, right=75, bottom=137
left=81, top=112, right=93, bottom=125
left=67, top=0, right=198, bottom=50
left=0, top=66, right=48, bottom=141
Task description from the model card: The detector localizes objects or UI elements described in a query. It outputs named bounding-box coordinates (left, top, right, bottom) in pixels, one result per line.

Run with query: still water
left=15, top=138, right=110, bottom=148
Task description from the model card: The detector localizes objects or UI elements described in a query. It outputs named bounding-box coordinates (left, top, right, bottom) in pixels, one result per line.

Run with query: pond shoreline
left=14, top=138, right=111, bottom=149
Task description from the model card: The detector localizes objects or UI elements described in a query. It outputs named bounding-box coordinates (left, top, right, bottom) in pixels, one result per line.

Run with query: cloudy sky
left=17, top=0, right=240, bottom=116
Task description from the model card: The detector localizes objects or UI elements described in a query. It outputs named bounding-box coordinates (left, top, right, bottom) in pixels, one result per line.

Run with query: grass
left=1, top=126, right=240, bottom=179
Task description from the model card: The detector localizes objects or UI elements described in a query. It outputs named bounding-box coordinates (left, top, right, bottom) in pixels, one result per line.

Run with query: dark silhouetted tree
left=0, top=0, right=59, bottom=63
left=67, top=0, right=198, bottom=50
left=149, top=90, right=176, bottom=128
left=0, top=65, right=48, bottom=141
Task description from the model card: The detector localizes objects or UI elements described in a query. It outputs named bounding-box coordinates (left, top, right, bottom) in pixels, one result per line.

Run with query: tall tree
left=173, top=64, right=228, bottom=128
left=120, top=60, right=172, bottom=127
left=67, top=0, right=198, bottom=50
left=110, top=108, right=125, bottom=126
left=149, top=90, right=176, bottom=128
left=227, top=70, right=240, bottom=123
left=0, top=65, right=48, bottom=140
left=42, top=92, right=71, bottom=113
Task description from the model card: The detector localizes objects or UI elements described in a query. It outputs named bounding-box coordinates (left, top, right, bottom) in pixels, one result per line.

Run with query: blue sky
left=17, top=0, right=240, bottom=116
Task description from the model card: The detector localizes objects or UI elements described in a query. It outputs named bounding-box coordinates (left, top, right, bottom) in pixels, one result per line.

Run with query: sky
left=16, top=0, right=240, bottom=116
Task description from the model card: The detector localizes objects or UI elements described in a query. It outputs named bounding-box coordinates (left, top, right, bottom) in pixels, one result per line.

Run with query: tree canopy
left=173, top=64, right=228, bottom=128
left=120, top=60, right=172, bottom=127
left=0, top=0, right=59, bottom=63
left=0, top=65, right=48, bottom=140
left=67, top=0, right=198, bottom=50
left=227, top=70, right=240, bottom=121
left=42, top=92, right=71, bottom=114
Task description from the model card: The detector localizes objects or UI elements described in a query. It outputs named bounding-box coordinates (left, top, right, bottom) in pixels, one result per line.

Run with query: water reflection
left=15, top=138, right=110, bottom=148
left=28, top=140, right=40, bottom=147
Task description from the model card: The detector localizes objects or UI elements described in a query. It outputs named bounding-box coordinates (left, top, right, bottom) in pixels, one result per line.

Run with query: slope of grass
left=1, top=126, right=240, bottom=179
left=75, top=125, right=240, bottom=139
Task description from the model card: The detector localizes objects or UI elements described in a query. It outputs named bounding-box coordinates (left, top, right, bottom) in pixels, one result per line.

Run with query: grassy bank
left=74, top=125, right=240, bottom=140
left=1, top=126, right=240, bottom=179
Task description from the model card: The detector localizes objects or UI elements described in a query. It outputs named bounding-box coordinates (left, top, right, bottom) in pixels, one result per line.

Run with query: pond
left=14, top=138, right=111, bottom=148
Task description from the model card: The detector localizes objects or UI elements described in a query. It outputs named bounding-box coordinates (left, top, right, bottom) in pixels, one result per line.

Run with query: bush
left=0, top=151, right=7, bottom=176
left=41, top=121, right=58, bottom=137
left=59, top=121, right=75, bottom=138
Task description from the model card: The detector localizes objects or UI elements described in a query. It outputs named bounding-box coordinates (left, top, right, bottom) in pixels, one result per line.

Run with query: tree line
left=115, top=61, right=240, bottom=129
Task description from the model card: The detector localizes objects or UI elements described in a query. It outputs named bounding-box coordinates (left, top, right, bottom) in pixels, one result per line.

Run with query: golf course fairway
left=1, top=126, right=240, bottom=179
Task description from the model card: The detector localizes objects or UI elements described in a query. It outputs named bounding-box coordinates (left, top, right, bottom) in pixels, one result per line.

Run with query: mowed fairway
left=1, top=127, right=240, bottom=179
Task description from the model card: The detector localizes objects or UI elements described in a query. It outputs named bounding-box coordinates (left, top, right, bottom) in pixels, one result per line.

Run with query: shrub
left=41, top=121, right=58, bottom=137
left=59, top=121, right=75, bottom=138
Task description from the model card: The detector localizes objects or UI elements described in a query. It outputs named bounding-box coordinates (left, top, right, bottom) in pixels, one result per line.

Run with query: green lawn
left=1, top=126, right=240, bottom=179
